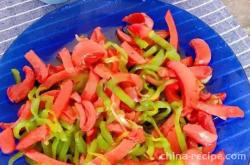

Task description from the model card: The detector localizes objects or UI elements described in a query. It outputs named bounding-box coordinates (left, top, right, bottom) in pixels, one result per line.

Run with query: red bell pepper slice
left=116, top=28, right=134, bottom=44
left=17, top=100, right=31, bottom=120
left=164, top=82, right=180, bottom=102
left=25, top=50, right=48, bottom=83
left=47, top=64, right=64, bottom=75
left=167, top=61, right=199, bottom=115
left=128, top=24, right=151, bottom=39
left=60, top=106, right=77, bottom=124
left=93, top=63, right=112, bottom=79
left=91, top=138, right=136, bottom=165
left=183, top=124, right=217, bottom=146
left=0, top=128, right=15, bottom=154
left=166, top=128, right=181, bottom=154
left=72, top=39, right=107, bottom=67
left=24, top=149, right=73, bottom=165
left=7, top=66, right=35, bottom=103
left=165, top=10, right=178, bottom=49
left=74, top=103, right=86, bottom=131
left=90, top=26, right=106, bottom=45
left=81, top=100, right=97, bottom=132
left=16, top=125, right=49, bottom=150
left=190, top=38, right=211, bottom=66
left=127, top=128, right=145, bottom=144
left=196, top=101, right=244, bottom=120
left=124, top=87, right=140, bottom=102
left=81, top=70, right=100, bottom=101
left=107, top=123, right=123, bottom=135
left=123, top=12, right=154, bottom=29
left=214, top=92, right=227, bottom=102
left=0, top=122, right=14, bottom=129
left=86, top=127, right=97, bottom=144
left=121, top=41, right=146, bottom=64
left=189, top=66, right=212, bottom=80
left=42, top=70, right=71, bottom=89
left=157, top=67, right=169, bottom=78
left=70, top=91, right=82, bottom=103
left=52, top=80, right=73, bottom=118
left=59, top=48, right=76, bottom=73
left=181, top=56, right=193, bottom=67
left=41, top=90, right=60, bottom=99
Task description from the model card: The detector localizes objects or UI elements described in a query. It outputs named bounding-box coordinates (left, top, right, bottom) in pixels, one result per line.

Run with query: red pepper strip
left=42, top=70, right=71, bottom=89
left=94, top=97, right=104, bottom=108
left=123, top=12, right=154, bottom=29
left=107, top=48, right=119, bottom=73
left=72, top=39, right=107, bottom=67
left=119, top=160, right=160, bottom=165
left=186, top=137, right=198, bottom=149
left=183, top=148, right=225, bottom=165
left=124, top=87, right=140, bottom=102
left=17, top=100, right=31, bottom=120
left=0, top=122, right=14, bottom=129
left=48, top=64, right=64, bottom=75
left=24, top=149, right=73, bottom=165
left=125, top=111, right=140, bottom=123
left=25, top=50, right=48, bottom=83
left=190, top=38, right=211, bottom=66
left=52, top=80, right=73, bottom=118
left=91, top=139, right=136, bottom=165
left=81, top=70, right=100, bottom=101
left=166, top=128, right=181, bottom=154
left=116, top=28, right=134, bottom=44
left=128, top=24, right=151, bottom=39
left=81, top=100, right=97, bottom=132
left=200, top=91, right=212, bottom=101
left=160, top=114, right=174, bottom=136
left=86, top=128, right=97, bottom=144
left=183, top=124, right=217, bottom=146
left=0, top=128, right=15, bottom=154
left=196, top=101, right=244, bottom=120
left=181, top=56, right=193, bottom=67
left=120, top=102, right=133, bottom=113
left=59, top=48, right=76, bottom=74
left=165, top=10, right=178, bottom=49
left=16, top=125, right=49, bottom=150
left=107, top=123, right=123, bottom=135
left=157, top=67, right=169, bottom=78
left=189, top=66, right=212, bottom=80
left=214, top=92, right=227, bottom=102
left=127, top=128, right=145, bottom=144
left=167, top=61, right=199, bottom=114
left=121, top=41, right=146, bottom=64
left=60, top=106, right=77, bottom=124
left=7, top=66, right=35, bottom=103
left=164, top=82, right=181, bottom=103
left=70, top=91, right=81, bottom=103
left=74, top=103, right=86, bottom=130
left=90, top=26, right=106, bottom=45
left=93, top=63, right=112, bottom=79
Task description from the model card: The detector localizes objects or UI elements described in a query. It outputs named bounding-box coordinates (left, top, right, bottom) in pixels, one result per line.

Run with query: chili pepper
left=25, top=50, right=48, bottom=83
left=7, top=66, right=35, bottom=103
left=190, top=38, right=211, bottom=66
left=53, top=80, right=73, bottom=118
left=59, top=48, right=76, bottom=73
left=165, top=10, right=178, bottom=49
left=11, top=68, right=21, bottom=84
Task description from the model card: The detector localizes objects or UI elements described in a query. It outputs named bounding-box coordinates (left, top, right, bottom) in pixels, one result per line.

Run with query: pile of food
left=0, top=10, right=244, bottom=165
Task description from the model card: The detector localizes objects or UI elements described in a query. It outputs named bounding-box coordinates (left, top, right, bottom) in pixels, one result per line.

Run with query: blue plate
left=0, top=0, right=249, bottom=164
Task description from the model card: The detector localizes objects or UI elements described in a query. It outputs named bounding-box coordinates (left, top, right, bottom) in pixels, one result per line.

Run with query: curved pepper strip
left=181, top=56, right=193, bottom=67
left=16, top=125, right=49, bottom=150
left=165, top=10, right=178, bottom=49
left=52, top=80, right=73, bottom=118
left=164, top=82, right=180, bottom=103
left=11, top=68, right=21, bottom=84
left=60, top=106, right=77, bottom=124
left=128, top=24, right=151, bottom=39
left=167, top=61, right=199, bottom=115
left=183, top=124, right=217, bottom=146
left=72, top=39, right=107, bottom=67
left=189, top=66, right=212, bottom=81
left=17, top=100, right=31, bottom=120
left=123, top=12, right=154, bottom=29
left=74, top=103, right=86, bottom=131
left=24, top=149, right=73, bottom=165
left=116, top=28, right=134, bottom=44
left=81, top=70, right=100, bottom=101
left=93, top=63, right=112, bottom=79
left=0, top=128, right=15, bottom=154
left=42, top=70, right=71, bottom=89
left=190, top=38, right=211, bottom=66
left=196, top=101, right=244, bottom=120
left=59, top=48, right=76, bottom=74
left=25, top=50, right=48, bottom=83
left=121, top=41, right=147, bottom=65
left=90, top=26, right=106, bottom=45
left=81, top=100, right=97, bottom=132
left=7, top=66, right=35, bottom=103
left=124, top=86, right=140, bottom=102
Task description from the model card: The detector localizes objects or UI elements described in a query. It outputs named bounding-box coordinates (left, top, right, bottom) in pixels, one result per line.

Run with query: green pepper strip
left=144, top=45, right=159, bottom=57
left=165, top=49, right=181, bottom=61
left=153, top=137, right=172, bottom=157
left=100, top=121, right=114, bottom=144
left=52, top=137, right=60, bottom=159
left=58, top=132, right=72, bottom=161
left=11, top=69, right=21, bottom=84
left=107, top=79, right=136, bottom=109
left=13, top=120, right=36, bottom=139
left=143, top=49, right=166, bottom=71
left=28, top=87, right=37, bottom=100
left=8, top=152, right=23, bottom=165
left=75, top=131, right=87, bottom=154
left=141, top=69, right=160, bottom=80
left=166, top=159, right=184, bottom=165
left=83, top=139, right=97, bottom=164
left=134, top=37, right=149, bottom=49
left=89, top=152, right=109, bottom=165
left=149, top=79, right=176, bottom=101
left=97, top=134, right=109, bottom=151
left=129, top=144, right=147, bottom=157
left=42, top=141, right=52, bottom=156
left=146, top=136, right=155, bottom=159
left=31, top=97, right=40, bottom=117
left=154, top=101, right=172, bottom=121
left=172, top=102, right=187, bottom=152
left=105, top=42, right=128, bottom=72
